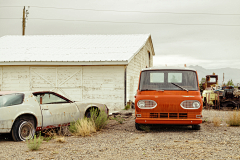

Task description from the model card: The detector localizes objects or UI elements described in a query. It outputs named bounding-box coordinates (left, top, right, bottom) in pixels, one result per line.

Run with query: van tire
left=135, top=122, right=142, bottom=131
left=192, top=124, right=200, bottom=130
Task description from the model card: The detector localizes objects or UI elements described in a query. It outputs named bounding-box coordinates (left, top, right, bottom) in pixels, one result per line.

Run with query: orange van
left=135, top=67, right=203, bottom=130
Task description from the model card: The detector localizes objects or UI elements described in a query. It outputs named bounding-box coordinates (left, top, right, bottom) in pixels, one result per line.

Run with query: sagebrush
left=90, top=108, right=108, bottom=131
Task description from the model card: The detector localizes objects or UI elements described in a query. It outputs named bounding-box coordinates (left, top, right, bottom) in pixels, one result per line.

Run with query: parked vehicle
left=201, top=73, right=240, bottom=109
left=135, top=67, right=203, bottom=130
left=201, top=74, right=222, bottom=107
left=0, top=91, right=108, bottom=141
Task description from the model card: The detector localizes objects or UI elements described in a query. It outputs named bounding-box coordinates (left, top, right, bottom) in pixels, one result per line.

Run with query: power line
left=0, top=5, right=240, bottom=16
left=30, top=18, right=240, bottom=27
left=1, top=17, right=239, bottom=27
left=30, top=6, right=240, bottom=16
left=0, top=18, right=20, bottom=19
left=0, top=6, right=22, bottom=8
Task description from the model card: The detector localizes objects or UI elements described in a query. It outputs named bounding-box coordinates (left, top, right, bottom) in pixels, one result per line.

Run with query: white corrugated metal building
left=0, top=34, right=155, bottom=111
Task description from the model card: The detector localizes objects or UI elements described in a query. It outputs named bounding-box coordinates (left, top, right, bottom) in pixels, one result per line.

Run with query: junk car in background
left=0, top=91, right=108, bottom=141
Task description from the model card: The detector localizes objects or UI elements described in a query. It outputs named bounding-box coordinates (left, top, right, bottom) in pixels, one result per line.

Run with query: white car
left=0, top=91, right=109, bottom=141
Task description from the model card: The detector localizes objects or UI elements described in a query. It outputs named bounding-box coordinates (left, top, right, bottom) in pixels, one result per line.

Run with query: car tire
left=135, top=122, right=142, bottom=131
left=85, top=112, right=91, bottom=118
left=12, top=119, right=35, bottom=141
left=192, top=124, right=201, bottom=130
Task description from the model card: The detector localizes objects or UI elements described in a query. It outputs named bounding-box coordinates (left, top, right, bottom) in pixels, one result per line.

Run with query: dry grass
left=202, top=109, right=228, bottom=124
left=69, top=118, right=96, bottom=136
left=212, top=116, right=221, bottom=127
left=227, top=111, right=240, bottom=126
left=55, top=136, right=66, bottom=143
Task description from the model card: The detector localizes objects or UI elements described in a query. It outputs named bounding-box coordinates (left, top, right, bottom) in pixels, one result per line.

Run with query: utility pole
left=22, top=6, right=25, bottom=35
left=22, top=6, right=29, bottom=36
left=222, top=73, right=224, bottom=86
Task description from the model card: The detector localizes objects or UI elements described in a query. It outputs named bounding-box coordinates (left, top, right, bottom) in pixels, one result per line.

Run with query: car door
left=35, top=93, right=79, bottom=129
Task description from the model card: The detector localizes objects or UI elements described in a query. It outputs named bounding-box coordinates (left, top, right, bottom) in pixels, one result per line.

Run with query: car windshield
left=139, top=70, right=198, bottom=91
left=0, top=93, right=24, bottom=107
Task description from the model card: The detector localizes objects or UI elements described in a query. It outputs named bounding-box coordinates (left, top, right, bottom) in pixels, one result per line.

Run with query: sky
left=0, top=0, right=240, bottom=69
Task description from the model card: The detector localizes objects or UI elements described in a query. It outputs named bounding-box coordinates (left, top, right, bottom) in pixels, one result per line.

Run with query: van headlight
left=137, top=100, right=157, bottom=109
left=180, top=100, right=201, bottom=109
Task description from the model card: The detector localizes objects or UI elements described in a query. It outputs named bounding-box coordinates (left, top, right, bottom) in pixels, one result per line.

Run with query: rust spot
left=64, top=112, right=65, bottom=116
left=50, top=112, right=52, bottom=115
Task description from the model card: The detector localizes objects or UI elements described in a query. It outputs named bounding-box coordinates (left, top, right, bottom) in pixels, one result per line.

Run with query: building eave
left=0, top=61, right=129, bottom=66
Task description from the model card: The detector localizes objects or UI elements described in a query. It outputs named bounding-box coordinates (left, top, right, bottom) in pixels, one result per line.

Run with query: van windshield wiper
left=171, top=83, right=188, bottom=92
left=141, top=89, right=164, bottom=91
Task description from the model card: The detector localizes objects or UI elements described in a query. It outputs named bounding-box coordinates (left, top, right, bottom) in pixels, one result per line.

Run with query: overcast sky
left=0, top=0, right=240, bottom=69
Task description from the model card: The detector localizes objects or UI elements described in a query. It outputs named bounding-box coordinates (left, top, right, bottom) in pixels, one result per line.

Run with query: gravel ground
left=0, top=109, right=240, bottom=160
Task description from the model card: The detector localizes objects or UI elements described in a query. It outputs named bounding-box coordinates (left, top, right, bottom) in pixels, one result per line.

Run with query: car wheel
left=85, top=112, right=91, bottom=118
left=12, top=119, right=35, bottom=141
left=192, top=124, right=201, bottom=130
left=135, top=122, right=142, bottom=131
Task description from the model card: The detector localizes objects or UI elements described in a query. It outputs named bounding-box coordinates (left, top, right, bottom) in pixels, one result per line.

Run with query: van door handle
left=42, top=109, right=49, bottom=110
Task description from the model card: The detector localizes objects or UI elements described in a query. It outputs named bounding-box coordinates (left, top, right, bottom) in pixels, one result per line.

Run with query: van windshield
left=139, top=70, right=198, bottom=91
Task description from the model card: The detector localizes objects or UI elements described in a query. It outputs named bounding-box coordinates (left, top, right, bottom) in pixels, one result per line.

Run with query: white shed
left=0, top=34, right=155, bottom=111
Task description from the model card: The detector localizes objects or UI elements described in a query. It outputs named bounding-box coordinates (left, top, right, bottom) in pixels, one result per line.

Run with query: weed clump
left=90, top=108, right=108, bottom=131
left=26, top=134, right=43, bottom=151
left=124, top=105, right=130, bottom=110
left=114, top=116, right=125, bottom=124
left=212, top=116, right=221, bottom=127
left=227, top=111, right=240, bottom=126
left=69, top=118, right=96, bottom=136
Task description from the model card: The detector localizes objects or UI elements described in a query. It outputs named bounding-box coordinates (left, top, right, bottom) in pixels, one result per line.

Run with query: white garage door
left=30, top=67, right=82, bottom=101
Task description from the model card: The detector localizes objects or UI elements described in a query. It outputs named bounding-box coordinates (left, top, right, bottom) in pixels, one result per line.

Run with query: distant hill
left=189, top=65, right=240, bottom=86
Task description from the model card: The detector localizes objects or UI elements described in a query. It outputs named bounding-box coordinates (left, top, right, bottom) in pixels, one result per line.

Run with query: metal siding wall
left=126, top=38, right=154, bottom=103
left=0, top=67, right=2, bottom=91
left=82, top=66, right=125, bottom=111
left=2, top=66, right=30, bottom=91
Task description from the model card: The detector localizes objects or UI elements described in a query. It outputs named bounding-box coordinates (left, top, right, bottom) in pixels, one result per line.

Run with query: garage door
left=30, top=67, right=82, bottom=101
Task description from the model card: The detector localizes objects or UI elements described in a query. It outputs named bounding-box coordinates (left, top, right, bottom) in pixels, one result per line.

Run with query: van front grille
left=150, top=113, right=158, bottom=118
left=149, top=113, right=188, bottom=119
left=179, top=113, right=188, bottom=119
left=160, top=113, right=168, bottom=118
left=169, top=113, right=178, bottom=119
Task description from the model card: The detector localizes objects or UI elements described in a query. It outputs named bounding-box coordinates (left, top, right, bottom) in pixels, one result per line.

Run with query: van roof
left=142, top=66, right=196, bottom=71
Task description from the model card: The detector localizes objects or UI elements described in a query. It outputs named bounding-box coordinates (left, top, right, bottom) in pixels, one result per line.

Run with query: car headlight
left=180, top=100, right=201, bottom=109
left=137, top=100, right=157, bottom=109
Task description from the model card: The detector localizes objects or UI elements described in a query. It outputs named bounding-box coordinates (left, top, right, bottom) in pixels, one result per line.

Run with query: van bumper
left=135, top=118, right=202, bottom=125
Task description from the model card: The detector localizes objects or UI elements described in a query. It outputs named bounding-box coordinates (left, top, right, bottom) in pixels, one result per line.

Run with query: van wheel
left=192, top=125, right=200, bottom=130
left=135, top=122, right=142, bottom=131
left=12, top=119, right=35, bottom=141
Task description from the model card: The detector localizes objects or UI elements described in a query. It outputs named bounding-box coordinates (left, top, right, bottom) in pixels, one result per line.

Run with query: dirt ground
left=0, top=109, right=240, bottom=160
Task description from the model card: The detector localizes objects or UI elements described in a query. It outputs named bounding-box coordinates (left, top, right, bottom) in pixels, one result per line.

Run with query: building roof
left=0, top=34, right=154, bottom=65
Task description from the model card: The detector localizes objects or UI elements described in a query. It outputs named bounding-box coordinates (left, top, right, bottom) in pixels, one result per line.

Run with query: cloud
left=153, top=55, right=240, bottom=69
